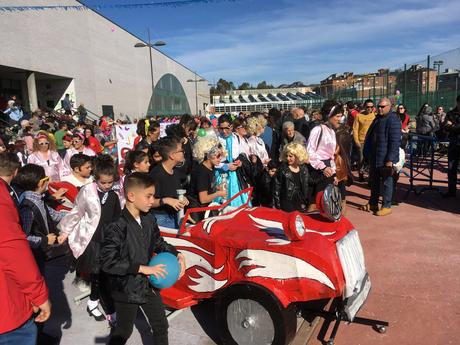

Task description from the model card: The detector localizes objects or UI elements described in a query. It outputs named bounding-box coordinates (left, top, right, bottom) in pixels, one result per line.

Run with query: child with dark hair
left=61, top=153, right=93, bottom=187
left=101, top=172, right=185, bottom=345
left=58, top=155, right=120, bottom=323
left=123, top=150, right=150, bottom=175
left=14, top=164, right=66, bottom=271
left=149, top=137, right=189, bottom=228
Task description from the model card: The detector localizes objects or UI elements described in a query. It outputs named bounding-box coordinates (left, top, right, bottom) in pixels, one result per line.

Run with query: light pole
left=433, top=60, right=443, bottom=104
left=187, top=72, right=206, bottom=115
left=134, top=28, right=166, bottom=114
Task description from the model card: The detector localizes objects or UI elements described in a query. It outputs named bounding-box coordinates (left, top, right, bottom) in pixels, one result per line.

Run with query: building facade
left=0, top=0, right=210, bottom=119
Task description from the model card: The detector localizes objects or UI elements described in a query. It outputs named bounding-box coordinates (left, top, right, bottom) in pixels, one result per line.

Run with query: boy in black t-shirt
left=149, top=137, right=189, bottom=228
left=189, top=142, right=227, bottom=207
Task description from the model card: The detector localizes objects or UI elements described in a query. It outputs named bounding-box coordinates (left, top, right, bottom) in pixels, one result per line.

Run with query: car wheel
left=216, top=284, right=297, bottom=345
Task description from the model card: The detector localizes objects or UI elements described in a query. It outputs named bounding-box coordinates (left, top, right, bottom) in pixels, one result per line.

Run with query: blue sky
left=81, top=0, right=460, bottom=86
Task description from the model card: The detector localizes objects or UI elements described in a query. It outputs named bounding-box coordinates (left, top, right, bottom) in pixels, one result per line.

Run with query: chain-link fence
left=321, top=47, right=460, bottom=117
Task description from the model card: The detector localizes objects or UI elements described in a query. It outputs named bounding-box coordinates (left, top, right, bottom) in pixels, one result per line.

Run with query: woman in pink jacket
left=27, top=132, right=64, bottom=181
left=306, top=101, right=343, bottom=210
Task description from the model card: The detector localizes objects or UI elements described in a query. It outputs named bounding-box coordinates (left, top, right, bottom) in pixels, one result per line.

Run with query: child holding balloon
left=101, top=172, right=185, bottom=345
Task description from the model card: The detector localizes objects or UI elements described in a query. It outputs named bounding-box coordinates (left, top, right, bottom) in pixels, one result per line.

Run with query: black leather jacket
left=101, top=208, right=178, bottom=304
left=273, top=163, right=309, bottom=211
left=445, top=107, right=460, bottom=145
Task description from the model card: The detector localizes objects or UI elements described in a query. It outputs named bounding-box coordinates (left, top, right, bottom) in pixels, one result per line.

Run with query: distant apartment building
left=396, top=64, right=438, bottom=95
left=320, top=69, right=397, bottom=99
left=438, top=68, right=460, bottom=92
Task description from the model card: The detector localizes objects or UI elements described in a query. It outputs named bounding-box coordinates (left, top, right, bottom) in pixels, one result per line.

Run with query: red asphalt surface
left=310, top=167, right=460, bottom=345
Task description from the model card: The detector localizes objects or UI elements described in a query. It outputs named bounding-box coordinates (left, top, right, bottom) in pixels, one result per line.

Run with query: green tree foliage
left=238, top=82, right=251, bottom=90
left=216, top=78, right=236, bottom=94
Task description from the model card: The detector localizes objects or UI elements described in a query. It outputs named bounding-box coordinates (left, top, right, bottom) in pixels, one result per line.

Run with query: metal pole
left=372, top=75, right=376, bottom=102
left=403, top=64, right=407, bottom=104
left=195, top=75, right=198, bottom=115
left=436, top=63, right=441, bottom=105
left=426, top=55, right=430, bottom=103
left=456, top=74, right=458, bottom=98
left=147, top=28, right=154, bottom=115
left=386, top=70, right=389, bottom=99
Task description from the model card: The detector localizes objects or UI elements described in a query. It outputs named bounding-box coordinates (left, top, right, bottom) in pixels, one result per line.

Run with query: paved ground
left=309, top=172, right=460, bottom=345
left=43, top=166, right=460, bottom=345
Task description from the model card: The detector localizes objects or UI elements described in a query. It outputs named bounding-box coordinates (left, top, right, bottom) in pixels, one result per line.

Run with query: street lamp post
left=134, top=28, right=166, bottom=114
left=187, top=72, right=206, bottom=115
left=433, top=60, right=443, bottom=105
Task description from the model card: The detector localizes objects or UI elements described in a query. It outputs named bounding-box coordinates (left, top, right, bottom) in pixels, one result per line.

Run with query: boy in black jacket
left=101, top=172, right=186, bottom=345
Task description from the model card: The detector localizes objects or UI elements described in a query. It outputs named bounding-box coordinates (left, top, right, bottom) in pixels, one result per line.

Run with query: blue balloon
left=148, top=252, right=180, bottom=289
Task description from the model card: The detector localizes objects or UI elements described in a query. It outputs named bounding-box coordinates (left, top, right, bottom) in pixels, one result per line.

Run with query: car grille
left=336, top=229, right=371, bottom=321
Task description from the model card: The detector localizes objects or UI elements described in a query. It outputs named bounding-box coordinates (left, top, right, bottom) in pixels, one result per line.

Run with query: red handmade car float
left=158, top=187, right=387, bottom=345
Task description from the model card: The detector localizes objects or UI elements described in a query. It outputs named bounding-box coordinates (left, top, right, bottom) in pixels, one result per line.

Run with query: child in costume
left=58, top=155, right=121, bottom=323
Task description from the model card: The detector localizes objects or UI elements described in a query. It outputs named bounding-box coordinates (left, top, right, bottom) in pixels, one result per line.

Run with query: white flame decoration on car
left=165, top=237, right=228, bottom=293
left=236, top=249, right=335, bottom=290
left=249, top=214, right=336, bottom=237
left=202, top=208, right=245, bottom=233
left=265, top=238, right=291, bottom=245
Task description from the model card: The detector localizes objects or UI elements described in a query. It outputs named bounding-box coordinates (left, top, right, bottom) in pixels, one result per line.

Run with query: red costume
left=0, top=179, right=49, bottom=333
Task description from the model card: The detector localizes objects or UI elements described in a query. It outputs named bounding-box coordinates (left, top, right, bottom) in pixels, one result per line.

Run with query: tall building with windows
left=0, top=0, right=210, bottom=118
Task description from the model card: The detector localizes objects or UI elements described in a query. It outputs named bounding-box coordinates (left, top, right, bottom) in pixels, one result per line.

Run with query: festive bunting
left=0, top=0, right=237, bottom=12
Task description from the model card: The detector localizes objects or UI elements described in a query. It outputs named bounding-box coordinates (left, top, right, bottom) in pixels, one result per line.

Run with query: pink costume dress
left=27, top=150, right=64, bottom=181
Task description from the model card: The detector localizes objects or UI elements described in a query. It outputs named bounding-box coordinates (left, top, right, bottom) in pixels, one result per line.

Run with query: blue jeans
left=153, top=212, right=178, bottom=229
left=369, top=166, right=394, bottom=209
left=0, top=318, right=37, bottom=345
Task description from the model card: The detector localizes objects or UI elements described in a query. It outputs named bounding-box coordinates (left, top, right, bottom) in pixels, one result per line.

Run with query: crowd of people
left=1, top=93, right=459, bottom=345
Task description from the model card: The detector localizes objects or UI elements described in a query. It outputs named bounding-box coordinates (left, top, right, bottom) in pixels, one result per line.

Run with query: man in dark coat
left=362, top=98, right=401, bottom=216
left=443, top=94, right=460, bottom=198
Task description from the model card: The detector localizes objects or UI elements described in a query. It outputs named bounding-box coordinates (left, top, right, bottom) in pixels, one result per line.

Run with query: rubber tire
left=216, top=284, right=297, bottom=345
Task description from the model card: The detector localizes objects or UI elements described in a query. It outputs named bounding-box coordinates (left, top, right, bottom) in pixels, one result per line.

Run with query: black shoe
left=87, top=305, right=106, bottom=321
left=391, top=200, right=400, bottom=207
left=442, top=192, right=456, bottom=199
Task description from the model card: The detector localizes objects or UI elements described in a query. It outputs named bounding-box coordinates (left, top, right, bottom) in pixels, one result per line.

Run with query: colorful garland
left=0, top=0, right=237, bottom=12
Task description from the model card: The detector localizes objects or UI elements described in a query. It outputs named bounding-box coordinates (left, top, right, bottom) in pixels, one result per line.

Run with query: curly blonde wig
left=281, top=142, right=308, bottom=164
left=245, top=116, right=262, bottom=136
left=257, top=114, right=267, bottom=128
left=193, top=135, right=224, bottom=163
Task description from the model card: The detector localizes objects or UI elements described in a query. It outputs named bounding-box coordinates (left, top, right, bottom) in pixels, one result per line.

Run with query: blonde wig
left=281, top=142, right=309, bottom=164
left=246, top=116, right=262, bottom=136
left=193, top=135, right=224, bottom=163
left=257, top=114, right=267, bottom=129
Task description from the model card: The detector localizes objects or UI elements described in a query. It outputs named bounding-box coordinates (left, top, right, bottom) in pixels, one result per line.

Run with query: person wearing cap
left=63, top=133, right=96, bottom=176
left=27, top=132, right=64, bottom=182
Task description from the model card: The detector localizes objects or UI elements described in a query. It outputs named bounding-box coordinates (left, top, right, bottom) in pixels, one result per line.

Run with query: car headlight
left=317, top=184, right=342, bottom=222
left=286, top=212, right=306, bottom=241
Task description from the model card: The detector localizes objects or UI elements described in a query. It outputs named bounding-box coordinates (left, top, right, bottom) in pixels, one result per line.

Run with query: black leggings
left=108, top=293, right=168, bottom=345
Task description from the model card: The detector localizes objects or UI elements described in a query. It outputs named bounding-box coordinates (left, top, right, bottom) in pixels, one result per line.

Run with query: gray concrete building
left=0, top=0, right=210, bottom=119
